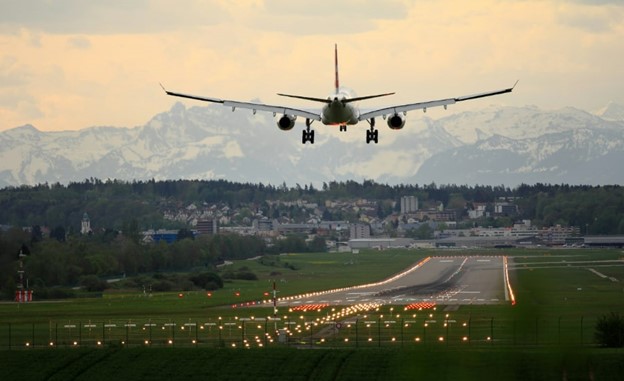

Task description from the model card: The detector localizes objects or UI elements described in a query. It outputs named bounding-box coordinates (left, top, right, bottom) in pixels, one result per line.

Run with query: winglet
left=159, top=82, right=168, bottom=94
left=512, top=80, right=519, bottom=91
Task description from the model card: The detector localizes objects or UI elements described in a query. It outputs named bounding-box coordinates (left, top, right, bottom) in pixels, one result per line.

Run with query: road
left=277, top=256, right=507, bottom=308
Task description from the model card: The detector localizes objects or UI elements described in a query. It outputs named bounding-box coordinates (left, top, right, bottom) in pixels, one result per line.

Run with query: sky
left=0, top=0, right=623, bottom=132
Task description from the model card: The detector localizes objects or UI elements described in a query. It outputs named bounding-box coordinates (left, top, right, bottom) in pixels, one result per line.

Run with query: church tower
left=81, top=212, right=92, bottom=235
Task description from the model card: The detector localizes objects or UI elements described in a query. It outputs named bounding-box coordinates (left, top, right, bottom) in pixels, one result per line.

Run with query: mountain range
left=1, top=101, right=623, bottom=188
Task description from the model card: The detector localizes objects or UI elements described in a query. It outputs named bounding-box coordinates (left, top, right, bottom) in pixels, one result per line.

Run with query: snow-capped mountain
left=596, top=101, right=624, bottom=122
left=1, top=102, right=623, bottom=188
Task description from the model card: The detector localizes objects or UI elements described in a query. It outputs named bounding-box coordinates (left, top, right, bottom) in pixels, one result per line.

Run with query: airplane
left=161, top=44, right=516, bottom=145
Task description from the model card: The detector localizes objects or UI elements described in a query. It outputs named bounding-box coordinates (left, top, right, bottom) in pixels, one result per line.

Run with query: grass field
left=2, top=248, right=624, bottom=380
left=2, top=347, right=624, bottom=381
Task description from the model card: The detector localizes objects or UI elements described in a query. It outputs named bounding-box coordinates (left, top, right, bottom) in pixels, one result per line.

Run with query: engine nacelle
left=387, top=113, right=406, bottom=130
left=277, top=114, right=297, bottom=131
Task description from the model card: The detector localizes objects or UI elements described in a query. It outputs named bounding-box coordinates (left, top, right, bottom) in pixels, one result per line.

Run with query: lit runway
left=276, top=256, right=507, bottom=307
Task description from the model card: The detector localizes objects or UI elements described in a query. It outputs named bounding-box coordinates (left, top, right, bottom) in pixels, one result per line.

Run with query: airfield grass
left=2, top=346, right=624, bottom=380
left=0, top=250, right=426, bottom=324
left=2, top=248, right=624, bottom=380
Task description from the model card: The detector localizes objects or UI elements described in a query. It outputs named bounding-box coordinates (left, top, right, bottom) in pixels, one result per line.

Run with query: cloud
left=67, top=36, right=91, bottom=50
left=0, top=0, right=226, bottom=34
left=556, top=2, right=624, bottom=33
left=1, top=0, right=623, bottom=132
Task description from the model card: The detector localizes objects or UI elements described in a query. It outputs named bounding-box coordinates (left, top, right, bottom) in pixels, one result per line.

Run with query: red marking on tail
left=334, top=43, right=339, bottom=94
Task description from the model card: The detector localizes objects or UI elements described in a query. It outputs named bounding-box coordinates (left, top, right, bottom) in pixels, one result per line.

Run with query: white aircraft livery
left=162, top=44, right=517, bottom=144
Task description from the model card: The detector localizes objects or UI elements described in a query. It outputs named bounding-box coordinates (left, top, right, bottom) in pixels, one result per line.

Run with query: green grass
left=2, top=248, right=624, bottom=379
left=0, top=250, right=426, bottom=323
left=2, top=347, right=624, bottom=381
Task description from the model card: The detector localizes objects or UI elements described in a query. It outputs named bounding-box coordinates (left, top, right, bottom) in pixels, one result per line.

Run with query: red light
left=263, top=292, right=270, bottom=296
left=235, top=292, right=240, bottom=297
left=207, top=292, right=212, bottom=297
left=178, top=293, right=184, bottom=298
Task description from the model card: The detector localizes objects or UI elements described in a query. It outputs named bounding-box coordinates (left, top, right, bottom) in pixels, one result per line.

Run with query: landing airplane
left=161, top=44, right=516, bottom=144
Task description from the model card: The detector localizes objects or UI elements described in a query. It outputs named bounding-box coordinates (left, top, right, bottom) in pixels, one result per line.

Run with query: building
left=495, top=202, right=518, bottom=216
left=81, top=212, right=92, bottom=235
left=414, top=209, right=457, bottom=222
left=350, top=224, right=371, bottom=239
left=196, top=219, right=219, bottom=235
left=400, top=196, right=418, bottom=214
left=143, top=229, right=179, bottom=244
left=276, top=223, right=316, bottom=235
left=349, top=238, right=414, bottom=250
left=253, top=218, right=274, bottom=232
left=538, top=225, right=580, bottom=245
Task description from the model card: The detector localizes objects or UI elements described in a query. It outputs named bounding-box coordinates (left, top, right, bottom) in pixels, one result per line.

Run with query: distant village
left=140, top=196, right=624, bottom=250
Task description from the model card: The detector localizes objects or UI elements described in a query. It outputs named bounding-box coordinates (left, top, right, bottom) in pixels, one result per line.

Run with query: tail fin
left=334, top=43, right=339, bottom=94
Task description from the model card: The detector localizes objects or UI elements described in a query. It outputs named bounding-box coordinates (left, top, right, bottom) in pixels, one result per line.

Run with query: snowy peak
left=438, top=105, right=616, bottom=144
left=595, top=101, right=624, bottom=122
left=0, top=103, right=623, bottom=188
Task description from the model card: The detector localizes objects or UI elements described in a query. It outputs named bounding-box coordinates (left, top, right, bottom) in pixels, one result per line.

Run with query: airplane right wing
left=358, top=82, right=517, bottom=121
left=161, top=85, right=322, bottom=121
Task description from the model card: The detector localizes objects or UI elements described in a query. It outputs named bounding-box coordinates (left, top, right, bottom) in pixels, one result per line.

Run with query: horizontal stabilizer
left=277, top=92, right=395, bottom=104
left=343, top=92, right=395, bottom=103
left=277, top=93, right=331, bottom=104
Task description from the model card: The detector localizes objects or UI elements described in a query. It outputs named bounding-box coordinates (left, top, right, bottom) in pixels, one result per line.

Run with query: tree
left=79, top=275, right=108, bottom=292
left=177, top=228, right=195, bottom=241
left=190, top=272, right=223, bottom=290
left=406, top=224, right=433, bottom=240
left=30, top=225, right=43, bottom=243
left=307, top=236, right=327, bottom=252
left=50, top=225, right=66, bottom=242
left=595, top=312, right=624, bottom=347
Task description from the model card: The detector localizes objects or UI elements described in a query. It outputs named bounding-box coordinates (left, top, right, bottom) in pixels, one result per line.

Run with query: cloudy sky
left=1, top=0, right=623, bottom=131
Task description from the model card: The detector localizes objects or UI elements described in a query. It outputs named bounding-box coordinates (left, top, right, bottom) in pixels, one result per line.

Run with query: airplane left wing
left=359, top=82, right=517, bottom=121
left=161, top=85, right=322, bottom=121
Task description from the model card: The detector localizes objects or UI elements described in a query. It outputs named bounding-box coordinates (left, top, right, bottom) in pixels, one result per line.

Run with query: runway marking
left=477, top=259, right=491, bottom=262
left=459, top=291, right=481, bottom=294
left=347, top=292, right=375, bottom=295
left=440, top=260, right=454, bottom=263
left=587, top=268, right=607, bottom=278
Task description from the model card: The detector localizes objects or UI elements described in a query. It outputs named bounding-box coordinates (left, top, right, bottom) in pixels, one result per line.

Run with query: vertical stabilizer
left=334, top=43, right=339, bottom=94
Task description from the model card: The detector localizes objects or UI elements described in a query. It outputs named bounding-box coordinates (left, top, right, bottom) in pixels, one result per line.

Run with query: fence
left=1, top=314, right=600, bottom=350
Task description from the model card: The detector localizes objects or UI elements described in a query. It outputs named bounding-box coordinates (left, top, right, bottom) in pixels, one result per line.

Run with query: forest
left=1, top=179, right=623, bottom=233
left=1, top=179, right=624, bottom=299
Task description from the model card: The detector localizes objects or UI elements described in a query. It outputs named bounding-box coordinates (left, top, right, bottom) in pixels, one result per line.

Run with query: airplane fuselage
left=321, top=89, right=359, bottom=126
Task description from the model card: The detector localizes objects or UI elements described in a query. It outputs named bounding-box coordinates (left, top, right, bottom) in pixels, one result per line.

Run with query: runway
left=276, top=256, right=507, bottom=308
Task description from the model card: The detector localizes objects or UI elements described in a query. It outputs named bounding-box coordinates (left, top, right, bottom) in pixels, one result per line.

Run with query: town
left=144, top=194, right=619, bottom=250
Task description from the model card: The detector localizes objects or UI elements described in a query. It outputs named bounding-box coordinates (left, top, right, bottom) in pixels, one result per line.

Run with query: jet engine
left=277, top=115, right=297, bottom=131
left=387, top=113, right=406, bottom=130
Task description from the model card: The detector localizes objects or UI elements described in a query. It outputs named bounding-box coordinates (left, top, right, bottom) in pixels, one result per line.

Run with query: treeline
left=1, top=179, right=623, bottom=234
left=0, top=225, right=325, bottom=299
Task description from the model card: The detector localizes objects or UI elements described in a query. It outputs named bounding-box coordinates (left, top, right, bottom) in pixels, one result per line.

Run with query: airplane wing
left=161, top=85, right=322, bottom=121
left=358, top=82, right=517, bottom=121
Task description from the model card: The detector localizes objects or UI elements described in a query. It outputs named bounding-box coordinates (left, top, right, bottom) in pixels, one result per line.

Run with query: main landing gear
left=339, top=125, right=347, bottom=132
left=366, top=118, right=378, bottom=144
left=302, top=118, right=315, bottom=144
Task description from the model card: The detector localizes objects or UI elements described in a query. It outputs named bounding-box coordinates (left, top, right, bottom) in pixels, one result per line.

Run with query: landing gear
left=339, top=125, right=347, bottom=132
left=366, top=118, right=378, bottom=144
left=302, top=118, right=315, bottom=144
left=302, top=129, right=315, bottom=144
